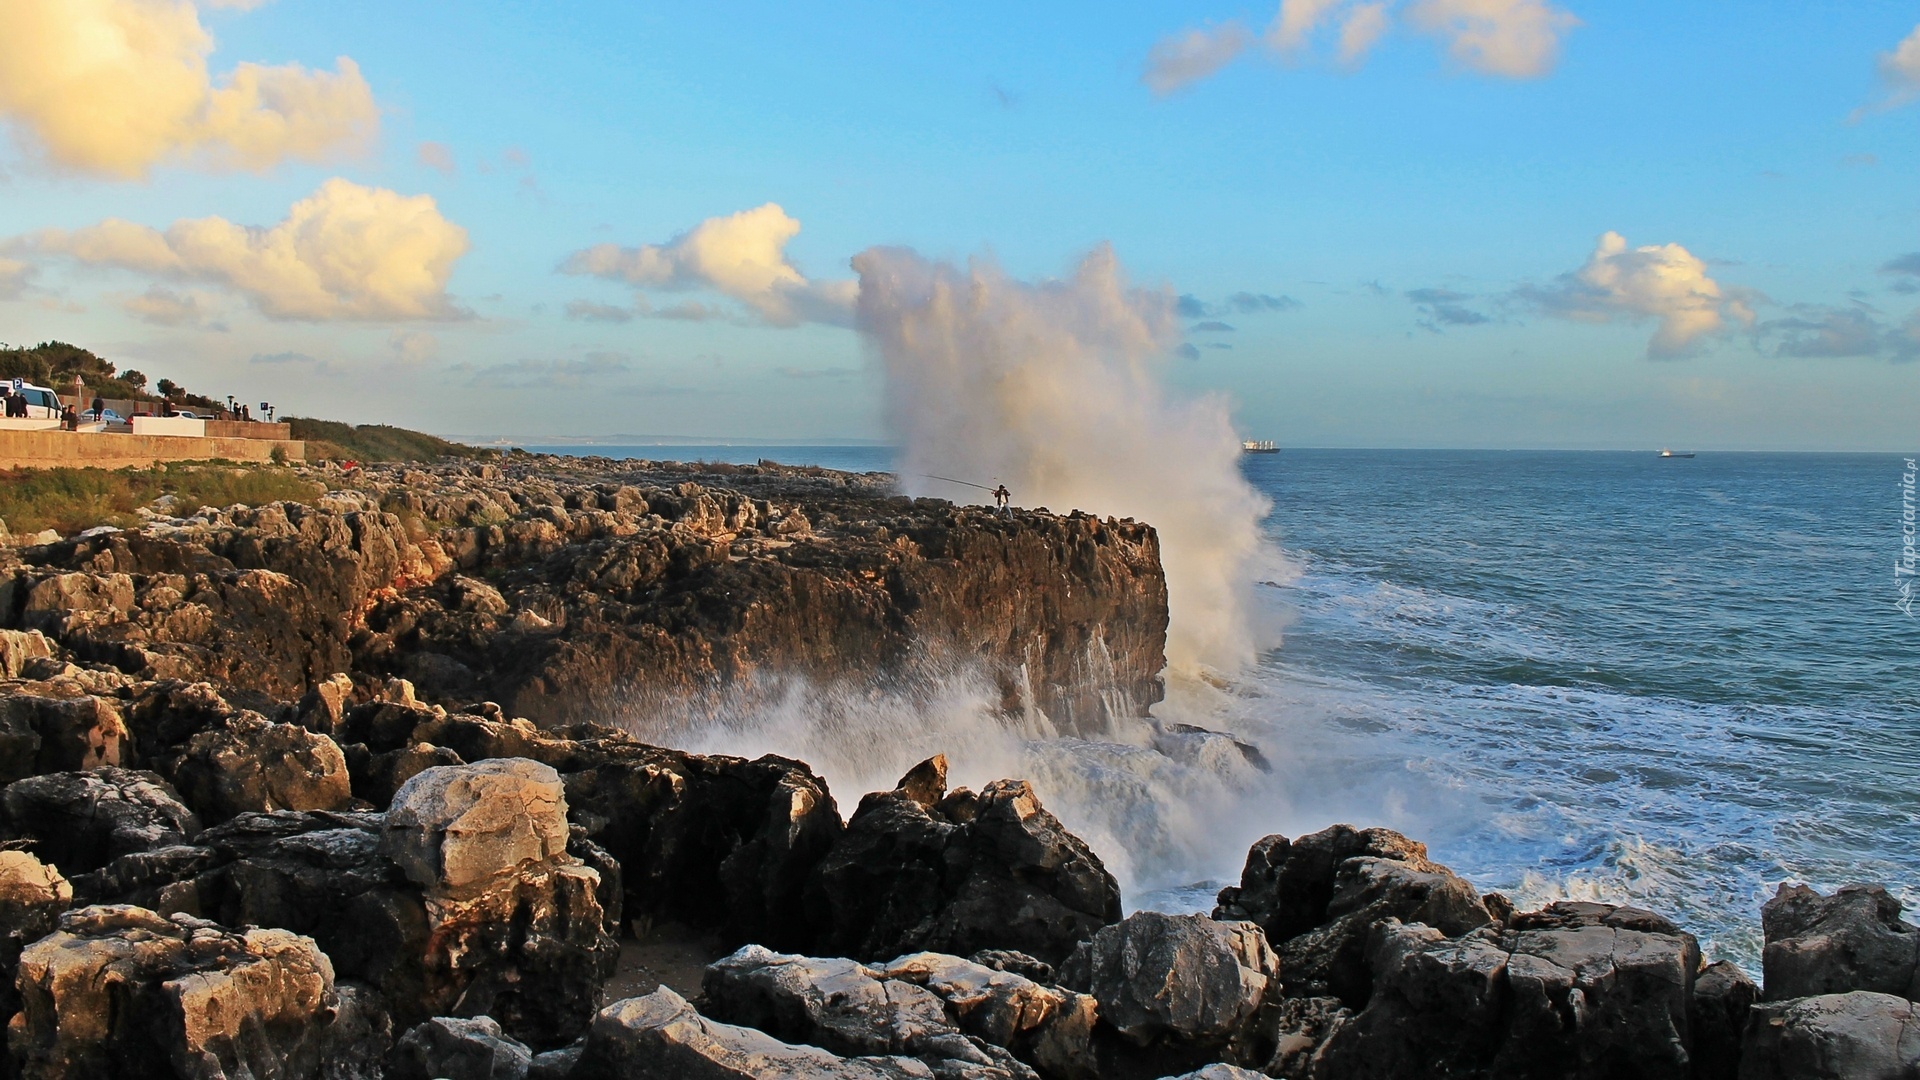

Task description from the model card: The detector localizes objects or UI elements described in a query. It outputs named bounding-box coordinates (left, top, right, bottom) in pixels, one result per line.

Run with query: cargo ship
left=1241, top=440, right=1278, bottom=454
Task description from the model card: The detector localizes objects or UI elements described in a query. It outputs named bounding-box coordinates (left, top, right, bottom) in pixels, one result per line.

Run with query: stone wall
left=0, top=430, right=305, bottom=470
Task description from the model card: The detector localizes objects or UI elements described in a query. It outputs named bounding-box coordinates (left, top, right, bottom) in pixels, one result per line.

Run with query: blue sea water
left=1240, top=450, right=1920, bottom=964
left=534, top=442, right=1917, bottom=965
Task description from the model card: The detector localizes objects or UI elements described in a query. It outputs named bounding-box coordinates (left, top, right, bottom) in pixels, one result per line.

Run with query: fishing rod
left=918, top=473, right=999, bottom=493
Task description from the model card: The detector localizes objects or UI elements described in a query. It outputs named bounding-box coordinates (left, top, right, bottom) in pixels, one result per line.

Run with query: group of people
left=1, top=389, right=30, bottom=418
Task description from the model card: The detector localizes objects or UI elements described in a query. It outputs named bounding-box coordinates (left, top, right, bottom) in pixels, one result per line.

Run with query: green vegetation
left=286, top=418, right=490, bottom=463
left=0, top=465, right=327, bottom=536
left=0, top=341, right=228, bottom=409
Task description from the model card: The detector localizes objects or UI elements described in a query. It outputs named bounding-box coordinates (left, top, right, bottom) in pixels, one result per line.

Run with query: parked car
left=85, top=407, right=125, bottom=423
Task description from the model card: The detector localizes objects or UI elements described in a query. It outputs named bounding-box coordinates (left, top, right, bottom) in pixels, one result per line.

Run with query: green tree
left=156, top=378, right=179, bottom=400
left=121, top=369, right=147, bottom=391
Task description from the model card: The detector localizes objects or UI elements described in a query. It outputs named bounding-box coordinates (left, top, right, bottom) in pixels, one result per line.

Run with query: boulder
left=1253, top=996, right=1351, bottom=1080
left=0, top=851, right=72, bottom=1019
left=393, top=1016, right=534, bottom=1080
left=74, top=805, right=615, bottom=1047
left=560, top=741, right=841, bottom=952
left=166, top=715, right=353, bottom=822
left=385, top=758, right=570, bottom=897
left=1739, top=992, right=1920, bottom=1080
left=1275, top=853, right=1491, bottom=1007
left=1, top=768, right=200, bottom=874
left=573, top=986, right=957, bottom=1080
left=1761, top=884, right=1920, bottom=1002
left=808, top=771, right=1119, bottom=966
left=1057, top=912, right=1276, bottom=1060
left=7, top=904, right=382, bottom=1080
left=0, top=630, right=54, bottom=679
left=1156, top=1068, right=1268, bottom=1080
left=0, top=693, right=128, bottom=783
left=1212, top=825, right=1429, bottom=942
left=1318, top=906, right=1705, bottom=1080
left=704, top=945, right=1094, bottom=1080
left=880, top=952, right=1098, bottom=1080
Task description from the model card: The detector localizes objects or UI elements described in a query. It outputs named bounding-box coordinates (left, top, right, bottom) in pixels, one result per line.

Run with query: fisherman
left=992, top=484, right=1011, bottom=514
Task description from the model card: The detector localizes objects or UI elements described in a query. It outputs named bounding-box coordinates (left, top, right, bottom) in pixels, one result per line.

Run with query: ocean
left=539, top=444, right=1919, bottom=968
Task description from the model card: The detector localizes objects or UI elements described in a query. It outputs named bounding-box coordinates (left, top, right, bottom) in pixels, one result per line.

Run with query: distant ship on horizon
left=1242, top=439, right=1279, bottom=454
left=1660, top=448, right=1696, bottom=458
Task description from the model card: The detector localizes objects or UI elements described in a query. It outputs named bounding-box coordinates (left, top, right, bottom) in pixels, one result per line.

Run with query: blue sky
left=2, top=0, right=1918, bottom=449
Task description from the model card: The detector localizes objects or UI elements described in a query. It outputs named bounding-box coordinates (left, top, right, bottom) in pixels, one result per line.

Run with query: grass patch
left=0, top=464, right=326, bottom=536
left=287, top=419, right=490, bottom=463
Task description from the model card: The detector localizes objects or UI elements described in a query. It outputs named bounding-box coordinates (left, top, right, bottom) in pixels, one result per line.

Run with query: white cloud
left=0, top=0, right=377, bottom=179
left=1142, top=23, right=1252, bottom=95
left=25, top=178, right=470, bottom=321
left=121, top=284, right=224, bottom=328
left=1158, top=0, right=1576, bottom=88
left=1403, top=0, right=1580, bottom=78
left=560, top=203, right=854, bottom=327
left=1521, top=231, right=1753, bottom=358
left=389, top=330, right=438, bottom=365
left=0, top=257, right=32, bottom=299
left=456, top=353, right=632, bottom=390
left=1854, top=23, right=1920, bottom=119
left=416, top=141, right=457, bottom=177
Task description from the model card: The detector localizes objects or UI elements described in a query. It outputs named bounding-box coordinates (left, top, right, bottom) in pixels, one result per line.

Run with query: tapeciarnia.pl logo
left=1899, top=458, right=1916, bottom=617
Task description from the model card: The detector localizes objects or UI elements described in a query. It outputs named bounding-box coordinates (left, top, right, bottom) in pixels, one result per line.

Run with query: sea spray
left=850, top=244, right=1276, bottom=674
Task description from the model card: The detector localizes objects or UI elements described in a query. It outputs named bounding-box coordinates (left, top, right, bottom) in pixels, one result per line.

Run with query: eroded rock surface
left=1, top=767, right=199, bottom=875
left=8, top=904, right=376, bottom=1080
left=1761, top=883, right=1920, bottom=1003
left=808, top=762, right=1119, bottom=967
left=1739, top=992, right=1920, bottom=1080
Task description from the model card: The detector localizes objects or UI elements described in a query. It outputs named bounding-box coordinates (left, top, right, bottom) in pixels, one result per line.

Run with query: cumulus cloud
left=0, top=0, right=377, bottom=179
left=1854, top=23, right=1920, bottom=119
left=0, top=257, right=32, bottom=299
left=23, top=178, right=469, bottom=321
left=389, top=330, right=438, bottom=365
left=121, top=284, right=225, bottom=328
left=1155, top=0, right=1576, bottom=89
left=416, top=141, right=457, bottom=177
left=1402, top=0, right=1579, bottom=77
left=1518, top=231, right=1753, bottom=358
left=1142, top=23, right=1252, bottom=95
left=560, top=203, right=854, bottom=327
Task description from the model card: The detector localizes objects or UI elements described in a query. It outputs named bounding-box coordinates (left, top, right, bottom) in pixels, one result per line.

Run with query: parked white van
left=5, top=382, right=64, bottom=419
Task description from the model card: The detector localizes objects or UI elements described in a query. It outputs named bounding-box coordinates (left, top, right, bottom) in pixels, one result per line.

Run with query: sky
left=1, top=0, right=1918, bottom=450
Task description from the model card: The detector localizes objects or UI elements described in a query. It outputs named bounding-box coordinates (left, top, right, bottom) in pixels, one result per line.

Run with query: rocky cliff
left=0, top=456, right=1169, bottom=737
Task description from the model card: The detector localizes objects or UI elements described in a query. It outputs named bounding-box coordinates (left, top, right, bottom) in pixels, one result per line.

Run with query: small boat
left=1241, top=440, right=1279, bottom=454
left=1659, top=449, right=1695, bottom=459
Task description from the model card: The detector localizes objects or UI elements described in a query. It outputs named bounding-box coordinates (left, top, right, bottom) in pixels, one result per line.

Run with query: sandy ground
left=600, top=921, right=731, bottom=1005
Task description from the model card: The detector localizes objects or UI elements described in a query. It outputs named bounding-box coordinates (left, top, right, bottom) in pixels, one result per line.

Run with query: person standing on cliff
left=992, top=484, right=1011, bottom=514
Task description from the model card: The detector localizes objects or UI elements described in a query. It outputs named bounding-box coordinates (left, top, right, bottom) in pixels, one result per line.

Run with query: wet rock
left=1, top=768, right=200, bottom=874
left=1761, top=883, right=1920, bottom=1002
left=1249, top=996, right=1351, bottom=1079
left=0, top=693, right=128, bottom=783
left=385, top=758, right=570, bottom=896
left=393, top=1016, right=534, bottom=1080
left=1211, top=825, right=1436, bottom=943
left=1739, top=992, right=1920, bottom=1080
left=1156, top=1068, right=1268, bottom=1080
left=1058, top=912, right=1277, bottom=1057
left=809, top=778, right=1119, bottom=966
left=967, top=951, right=1055, bottom=984
left=1318, top=906, right=1705, bottom=1080
left=167, top=714, right=353, bottom=822
left=562, top=743, right=841, bottom=951
left=528, top=1041, right=584, bottom=1080
left=1276, top=853, right=1491, bottom=1007
left=573, top=986, right=951, bottom=1080
left=1693, top=960, right=1758, bottom=1080
left=8, top=904, right=379, bottom=1080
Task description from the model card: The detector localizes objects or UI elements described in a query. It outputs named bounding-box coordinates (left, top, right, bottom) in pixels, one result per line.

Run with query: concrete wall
left=0, top=430, right=305, bottom=470
left=132, top=417, right=206, bottom=437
